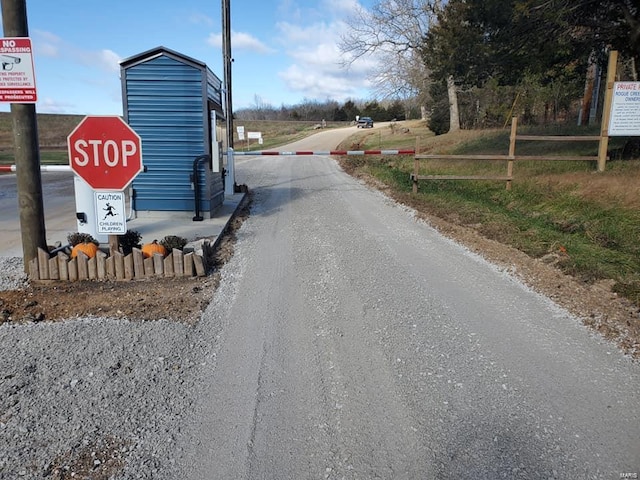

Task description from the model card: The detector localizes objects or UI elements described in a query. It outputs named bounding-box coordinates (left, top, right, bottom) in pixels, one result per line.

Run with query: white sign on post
left=95, top=191, right=126, bottom=235
left=608, top=82, right=640, bottom=136
left=237, top=125, right=245, bottom=141
left=0, top=37, right=37, bottom=103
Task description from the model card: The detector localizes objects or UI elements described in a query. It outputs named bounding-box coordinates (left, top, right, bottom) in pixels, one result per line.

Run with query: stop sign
left=68, top=116, right=143, bottom=190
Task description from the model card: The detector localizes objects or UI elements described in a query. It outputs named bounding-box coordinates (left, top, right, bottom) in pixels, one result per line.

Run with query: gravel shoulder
left=0, top=204, right=249, bottom=479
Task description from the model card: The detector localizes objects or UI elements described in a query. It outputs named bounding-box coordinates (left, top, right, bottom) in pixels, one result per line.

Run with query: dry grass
left=0, top=112, right=84, bottom=149
left=535, top=167, right=640, bottom=210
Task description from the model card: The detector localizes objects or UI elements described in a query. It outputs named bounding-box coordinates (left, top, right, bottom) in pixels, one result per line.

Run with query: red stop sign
left=68, top=116, right=143, bottom=190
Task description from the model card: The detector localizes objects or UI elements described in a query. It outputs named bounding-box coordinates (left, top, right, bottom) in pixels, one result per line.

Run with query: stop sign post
left=68, top=116, right=143, bottom=191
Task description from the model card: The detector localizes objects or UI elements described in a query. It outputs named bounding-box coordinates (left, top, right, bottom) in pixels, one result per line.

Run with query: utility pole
left=1, top=0, right=47, bottom=272
left=221, top=0, right=233, bottom=149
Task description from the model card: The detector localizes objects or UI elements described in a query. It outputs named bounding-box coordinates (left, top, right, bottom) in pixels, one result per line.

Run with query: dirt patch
left=43, top=436, right=131, bottom=480
left=0, top=277, right=216, bottom=325
left=0, top=195, right=251, bottom=327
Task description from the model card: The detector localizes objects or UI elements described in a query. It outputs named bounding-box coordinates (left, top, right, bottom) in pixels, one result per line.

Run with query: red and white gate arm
left=0, top=164, right=72, bottom=172
left=0, top=149, right=416, bottom=172
left=232, top=149, right=415, bottom=156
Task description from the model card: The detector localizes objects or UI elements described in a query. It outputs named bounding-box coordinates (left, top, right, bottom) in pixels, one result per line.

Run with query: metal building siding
left=206, top=69, right=223, bottom=113
left=124, top=54, right=209, bottom=212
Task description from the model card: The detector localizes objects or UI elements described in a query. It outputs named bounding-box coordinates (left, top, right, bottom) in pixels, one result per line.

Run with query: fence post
left=412, top=137, right=419, bottom=194
left=598, top=50, right=617, bottom=172
left=507, top=117, right=517, bottom=191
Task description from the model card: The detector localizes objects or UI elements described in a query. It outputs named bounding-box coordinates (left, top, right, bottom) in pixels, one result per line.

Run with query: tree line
left=234, top=97, right=419, bottom=123
left=339, top=0, right=638, bottom=134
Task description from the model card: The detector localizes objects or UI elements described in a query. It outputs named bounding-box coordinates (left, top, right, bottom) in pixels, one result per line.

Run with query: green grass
left=0, top=112, right=84, bottom=169
left=0, top=149, right=70, bottom=166
left=233, top=120, right=350, bottom=151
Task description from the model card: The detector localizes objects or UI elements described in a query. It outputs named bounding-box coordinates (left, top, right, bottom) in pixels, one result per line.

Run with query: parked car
left=356, top=117, right=374, bottom=128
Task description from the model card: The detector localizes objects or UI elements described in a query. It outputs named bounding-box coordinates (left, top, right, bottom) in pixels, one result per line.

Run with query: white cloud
left=37, top=97, right=75, bottom=114
left=279, top=63, right=367, bottom=101
left=207, top=31, right=275, bottom=54
left=322, top=0, right=360, bottom=15
left=276, top=21, right=335, bottom=44
left=188, top=12, right=214, bottom=27
left=100, top=50, right=121, bottom=73
left=274, top=11, right=378, bottom=102
left=33, top=30, right=121, bottom=72
left=32, top=30, right=62, bottom=57
left=277, top=0, right=361, bottom=24
left=77, top=49, right=121, bottom=73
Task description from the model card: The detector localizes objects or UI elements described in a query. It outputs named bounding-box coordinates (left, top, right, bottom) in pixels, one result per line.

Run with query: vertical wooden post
left=412, top=137, right=419, bottom=194
left=507, top=117, right=517, bottom=191
left=108, top=234, right=120, bottom=256
left=2, top=0, right=48, bottom=272
left=598, top=50, right=618, bottom=172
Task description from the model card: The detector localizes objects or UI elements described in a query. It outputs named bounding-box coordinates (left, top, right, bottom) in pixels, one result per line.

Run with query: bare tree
left=371, top=49, right=431, bottom=120
left=339, top=0, right=442, bottom=122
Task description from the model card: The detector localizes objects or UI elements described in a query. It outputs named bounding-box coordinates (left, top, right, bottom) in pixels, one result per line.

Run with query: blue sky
left=0, top=0, right=378, bottom=115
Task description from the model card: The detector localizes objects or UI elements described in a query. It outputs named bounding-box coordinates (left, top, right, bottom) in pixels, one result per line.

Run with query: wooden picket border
left=28, top=244, right=211, bottom=282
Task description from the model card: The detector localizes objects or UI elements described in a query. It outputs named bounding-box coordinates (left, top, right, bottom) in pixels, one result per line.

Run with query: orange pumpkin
left=141, top=240, right=167, bottom=258
left=71, top=241, right=99, bottom=259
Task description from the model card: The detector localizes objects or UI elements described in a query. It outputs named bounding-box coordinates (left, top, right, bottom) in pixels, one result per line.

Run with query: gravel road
left=1, top=133, right=639, bottom=478
left=180, top=154, right=638, bottom=479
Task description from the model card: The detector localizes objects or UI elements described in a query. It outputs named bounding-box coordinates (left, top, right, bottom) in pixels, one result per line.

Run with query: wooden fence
left=411, top=117, right=603, bottom=192
left=29, top=243, right=216, bottom=282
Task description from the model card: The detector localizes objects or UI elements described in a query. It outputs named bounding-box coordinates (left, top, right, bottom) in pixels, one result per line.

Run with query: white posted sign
left=608, top=82, right=640, bottom=136
left=0, top=37, right=37, bottom=103
left=95, top=191, right=127, bottom=234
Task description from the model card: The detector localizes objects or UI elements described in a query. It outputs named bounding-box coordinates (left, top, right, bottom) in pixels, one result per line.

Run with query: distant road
left=272, top=123, right=364, bottom=151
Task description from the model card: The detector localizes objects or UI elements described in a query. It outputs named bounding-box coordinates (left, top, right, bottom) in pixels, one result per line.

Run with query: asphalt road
left=0, top=171, right=76, bottom=256
left=176, top=133, right=640, bottom=479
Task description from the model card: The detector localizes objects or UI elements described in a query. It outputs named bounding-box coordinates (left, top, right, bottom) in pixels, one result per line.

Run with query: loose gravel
left=0, top=257, right=28, bottom=291
left=0, top=255, right=225, bottom=479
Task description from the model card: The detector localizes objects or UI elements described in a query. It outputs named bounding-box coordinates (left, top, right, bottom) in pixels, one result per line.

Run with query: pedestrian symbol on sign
left=103, top=202, right=117, bottom=220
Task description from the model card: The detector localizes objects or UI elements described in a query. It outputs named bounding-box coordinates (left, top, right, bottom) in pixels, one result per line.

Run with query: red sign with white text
left=0, top=37, right=37, bottom=103
left=68, top=116, right=143, bottom=191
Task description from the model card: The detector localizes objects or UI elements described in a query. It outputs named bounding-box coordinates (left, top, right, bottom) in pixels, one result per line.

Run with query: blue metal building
left=120, top=47, right=225, bottom=218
